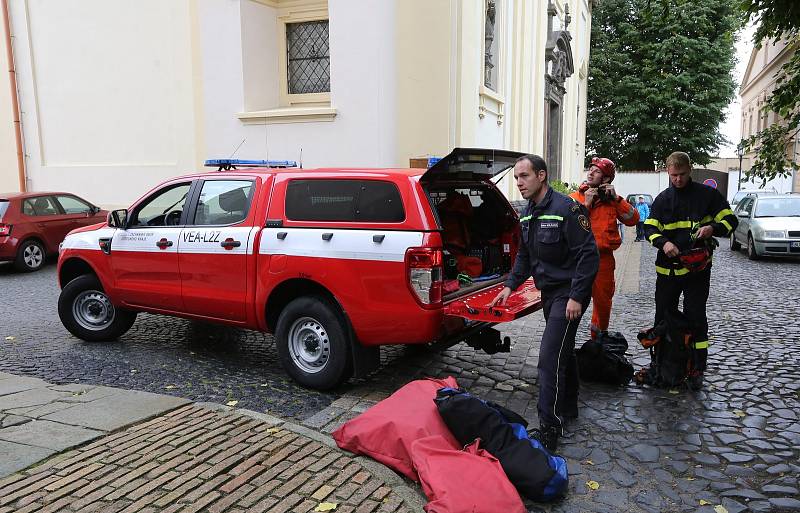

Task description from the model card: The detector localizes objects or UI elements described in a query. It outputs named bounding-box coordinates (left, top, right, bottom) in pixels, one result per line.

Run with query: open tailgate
left=444, top=278, right=541, bottom=323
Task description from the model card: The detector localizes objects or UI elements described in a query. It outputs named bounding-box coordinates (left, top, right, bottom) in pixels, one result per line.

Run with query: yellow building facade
left=740, top=37, right=799, bottom=192
left=0, top=0, right=594, bottom=206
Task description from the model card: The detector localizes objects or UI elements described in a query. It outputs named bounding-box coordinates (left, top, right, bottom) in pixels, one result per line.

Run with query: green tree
left=742, top=0, right=800, bottom=184
left=587, top=0, right=741, bottom=170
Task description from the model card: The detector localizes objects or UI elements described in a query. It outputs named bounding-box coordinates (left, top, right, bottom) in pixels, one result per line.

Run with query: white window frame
left=277, top=2, right=330, bottom=108
left=239, top=0, right=336, bottom=124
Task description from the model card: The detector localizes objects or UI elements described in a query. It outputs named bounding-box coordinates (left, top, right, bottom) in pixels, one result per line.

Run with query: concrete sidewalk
left=0, top=372, right=422, bottom=513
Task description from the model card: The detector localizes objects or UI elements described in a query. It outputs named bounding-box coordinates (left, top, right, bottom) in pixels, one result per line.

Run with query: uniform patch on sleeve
left=578, top=214, right=591, bottom=232
left=570, top=203, right=581, bottom=214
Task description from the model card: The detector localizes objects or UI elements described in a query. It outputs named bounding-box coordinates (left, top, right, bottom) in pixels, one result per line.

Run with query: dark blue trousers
left=537, top=286, right=589, bottom=432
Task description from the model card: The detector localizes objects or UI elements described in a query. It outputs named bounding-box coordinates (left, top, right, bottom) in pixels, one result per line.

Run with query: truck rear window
left=0, top=200, right=8, bottom=220
left=286, top=179, right=405, bottom=222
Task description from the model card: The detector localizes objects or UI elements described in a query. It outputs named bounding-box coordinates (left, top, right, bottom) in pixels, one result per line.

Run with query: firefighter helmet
left=679, top=246, right=711, bottom=272
left=590, top=157, right=616, bottom=182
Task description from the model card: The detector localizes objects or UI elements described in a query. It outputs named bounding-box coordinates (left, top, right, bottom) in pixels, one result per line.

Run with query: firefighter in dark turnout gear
left=492, top=155, right=599, bottom=451
left=643, top=152, right=738, bottom=390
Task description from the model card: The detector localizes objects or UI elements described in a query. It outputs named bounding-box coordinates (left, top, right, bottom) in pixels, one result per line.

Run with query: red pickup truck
left=57, top=148, right=541, bottom=389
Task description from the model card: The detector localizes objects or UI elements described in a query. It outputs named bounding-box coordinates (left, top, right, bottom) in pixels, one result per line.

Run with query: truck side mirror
left=108, top=209, right=128, bottom=229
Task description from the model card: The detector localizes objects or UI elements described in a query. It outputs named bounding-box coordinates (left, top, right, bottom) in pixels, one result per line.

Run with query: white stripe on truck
left=259, top=228, right=424, bottom=262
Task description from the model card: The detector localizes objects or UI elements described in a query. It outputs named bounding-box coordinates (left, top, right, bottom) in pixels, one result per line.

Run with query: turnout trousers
left=589, top=252, right=616, bottom=338
left=537, top=285, right=589, bottom=432
left=654, top=268, right=711, bottom=371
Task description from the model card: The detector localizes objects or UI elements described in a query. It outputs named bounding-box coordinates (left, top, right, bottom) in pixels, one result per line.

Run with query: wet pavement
left=1, top=233, right=799, bottom=512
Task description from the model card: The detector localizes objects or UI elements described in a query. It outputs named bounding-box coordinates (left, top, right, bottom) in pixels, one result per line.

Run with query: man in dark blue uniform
left=492, top=155, right=599, bottom=451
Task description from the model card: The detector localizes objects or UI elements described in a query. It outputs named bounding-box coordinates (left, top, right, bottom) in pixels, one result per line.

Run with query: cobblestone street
left=1, top=234, right=799, bottom=512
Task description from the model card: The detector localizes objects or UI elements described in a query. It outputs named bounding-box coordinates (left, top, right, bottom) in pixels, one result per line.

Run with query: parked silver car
left=730, top=194, right=800, bottom=260
left=730, top=188, right=777, bottom=206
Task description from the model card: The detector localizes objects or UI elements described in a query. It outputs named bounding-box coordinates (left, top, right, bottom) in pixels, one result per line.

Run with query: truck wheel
left=15, top=239, right=46, bottom=272
left=275, top=296, right=351, bottom=390
left=58, top=275, right=137, bottom=342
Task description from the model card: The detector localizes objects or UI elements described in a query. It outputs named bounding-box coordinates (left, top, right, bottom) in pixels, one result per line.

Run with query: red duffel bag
left=332, top=377, right=460, bottom=481
left=411, top=435, right=527, bottom=513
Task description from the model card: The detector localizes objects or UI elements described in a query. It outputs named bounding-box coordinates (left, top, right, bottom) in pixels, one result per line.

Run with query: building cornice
left=740, top=42, right=794, bottom=97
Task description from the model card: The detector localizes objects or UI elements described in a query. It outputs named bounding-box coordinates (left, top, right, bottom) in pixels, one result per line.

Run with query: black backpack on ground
left=576, top=331, right=634, bottom=386
left=434, top=387, right=569, bottom=502
left=635, top=309, right=694, bottom=388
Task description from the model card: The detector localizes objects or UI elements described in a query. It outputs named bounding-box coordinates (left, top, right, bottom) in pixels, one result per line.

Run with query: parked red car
left=0, top=192, right=107, bottom=272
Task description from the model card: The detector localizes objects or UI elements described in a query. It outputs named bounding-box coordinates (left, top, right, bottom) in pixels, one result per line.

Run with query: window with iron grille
left=286, top=20, right=330, bottom=95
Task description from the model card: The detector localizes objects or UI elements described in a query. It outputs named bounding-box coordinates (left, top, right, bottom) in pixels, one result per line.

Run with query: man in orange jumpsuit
left=570, top=157, right=639, bottom=338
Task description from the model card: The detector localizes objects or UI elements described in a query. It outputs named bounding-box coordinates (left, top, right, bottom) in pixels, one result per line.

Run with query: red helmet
left=591, top=157, right=616, bottom=181
left=679, top=246, right=711, bottom=272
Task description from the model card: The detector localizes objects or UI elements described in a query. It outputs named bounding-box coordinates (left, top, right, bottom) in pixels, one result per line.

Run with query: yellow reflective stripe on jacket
left=648, top=233, right=663, bottom=243
left=538, top=215, right=564, bottom=221
left=694, top=340, right=709, bottom=349
left=714, top=209, right=734, bottom=222
left=720, top=219, right=733, bottom=233
left=519, top=215, right=532, bottom=222
left=662, top=220, right=694, bottom=230
left=655, top=265, right=690, bottom=276
left=700, top=215, right=713, bottom=224
left=644, top=218, right=663, bottom=230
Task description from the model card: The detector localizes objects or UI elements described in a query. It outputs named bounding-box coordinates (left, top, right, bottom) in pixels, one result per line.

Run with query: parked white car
left=730, top=194, right=800, bottom=260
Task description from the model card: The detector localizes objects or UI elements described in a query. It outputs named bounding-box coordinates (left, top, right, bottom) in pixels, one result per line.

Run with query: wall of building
left=739, top=37, right=797, bottom=194
left=8, top=0, right=199, bottom=207
left=613, top=172, right=669, bottom=201
left=4, top=0, right=593, bottom=207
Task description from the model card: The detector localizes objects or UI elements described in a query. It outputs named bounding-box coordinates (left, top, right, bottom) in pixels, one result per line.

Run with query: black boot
left=688, top=370, right=704, bottom=391
left=529, top=424, right=561, bottom=452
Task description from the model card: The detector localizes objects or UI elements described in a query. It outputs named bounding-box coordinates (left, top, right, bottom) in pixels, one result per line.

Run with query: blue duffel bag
left=434, top=387, right=569, bottom=502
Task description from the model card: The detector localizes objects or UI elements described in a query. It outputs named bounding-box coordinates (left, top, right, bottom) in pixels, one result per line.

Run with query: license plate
left=792, top=241, right=800, bottom=248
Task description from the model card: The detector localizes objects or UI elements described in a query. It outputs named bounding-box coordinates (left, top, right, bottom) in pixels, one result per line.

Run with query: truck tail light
left=406, top=247, right=443, bottom=307
left=0, top=223, right=11, bottom=237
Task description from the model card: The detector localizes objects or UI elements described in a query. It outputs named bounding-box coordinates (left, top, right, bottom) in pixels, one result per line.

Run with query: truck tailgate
left=444, top=278, right=541, bottom=322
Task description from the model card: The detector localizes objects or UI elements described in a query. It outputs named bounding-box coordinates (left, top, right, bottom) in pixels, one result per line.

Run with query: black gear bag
left=635, top=309, right=695, bottom=388
left=434, top=387, right=568, bottom=502
left=576, top=331, right=634, bottom=386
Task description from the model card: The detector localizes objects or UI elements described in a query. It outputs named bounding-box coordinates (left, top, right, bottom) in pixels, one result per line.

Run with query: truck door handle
left=322, top=233, right=333, bottom=241
left=373, top=234, right=385, bottom=243
left=220, top=238, right=241, bottom=249
left=277, top=232, right=287, bottom=240
left=156, top=238, right=173, bottom=249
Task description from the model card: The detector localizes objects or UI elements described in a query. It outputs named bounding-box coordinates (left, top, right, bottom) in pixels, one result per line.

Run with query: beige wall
left=8, top=0, right=199, bottom=208
left=3, top=0, right=592, bottom=206
left=0, top=11, right=20, bottom=193
left=740, top=37, right=798, bottom=192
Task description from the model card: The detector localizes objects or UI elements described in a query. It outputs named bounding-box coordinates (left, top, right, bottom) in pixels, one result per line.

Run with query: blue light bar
left=205, top=159, right=298, bottom=169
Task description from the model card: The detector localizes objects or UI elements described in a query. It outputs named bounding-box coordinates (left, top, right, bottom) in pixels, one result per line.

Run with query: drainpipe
left=2, top=0, right=25, bottom=192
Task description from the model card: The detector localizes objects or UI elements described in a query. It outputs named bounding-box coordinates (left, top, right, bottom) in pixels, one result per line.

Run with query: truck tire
left=15, top=239, right=46, bottom=272
left=58, top=275, right=137, bottom=342
left=275, top=296, right=352, bottom=390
